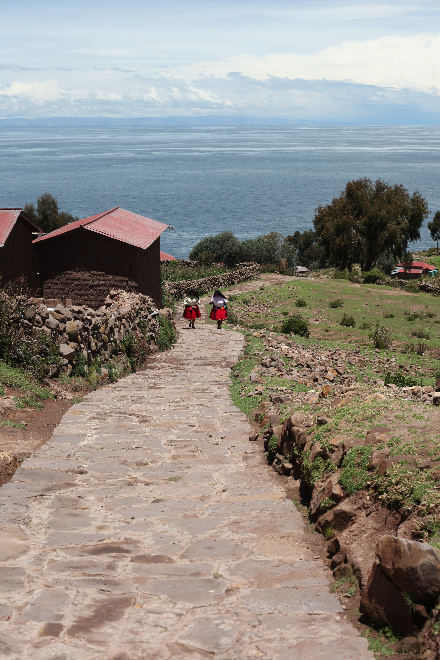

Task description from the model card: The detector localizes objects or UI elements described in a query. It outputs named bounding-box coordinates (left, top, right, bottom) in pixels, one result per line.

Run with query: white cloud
left=181, top=34, right=440, bottom=94
left=0, top=80, right=63, bottom=103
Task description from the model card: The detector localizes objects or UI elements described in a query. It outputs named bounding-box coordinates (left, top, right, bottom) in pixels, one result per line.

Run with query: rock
left=288, top=412, right=313, bottom=428
left=376, top=535, right=440, bottom=608
left=333, top=564, right=353, bottom=579
left=435, top=377, right=440, bottom=392
left=316, top=501, right=357, bottom=533
left=320, top=385, right=332, bottom=398
left=330, top=550, right=346, bottom=569
left=360, top=560, right=415, bottom=635
left=248, top=433, right=258, bottom=442
left=24, top=305, right=36, bottom=320
left=66, top=320, right=80, bottom=341
left=45, top=316, right=60, bottom=330
left=310, top=472, right=344, bottom=520
left=369, top=448, right=390, bottom=470
left=59, top=343, right=76, bottom=359
left=433, top=393, right=440, bottom=407
left=36, top=303, right=49, bottom=320
left=317, top=416, right=329, bottom=426
left=327, top=537, right=340, bottom=557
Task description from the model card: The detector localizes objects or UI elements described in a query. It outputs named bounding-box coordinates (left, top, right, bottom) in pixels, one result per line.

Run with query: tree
left=428, top=210, right=440, bottom=253
left=313, top=178, right=429, bottom=272
left=22, top=193, right=77, bottom=233
left=285, top=229, right=325, bottom=269
left=189, top=231, right=242, bottom=266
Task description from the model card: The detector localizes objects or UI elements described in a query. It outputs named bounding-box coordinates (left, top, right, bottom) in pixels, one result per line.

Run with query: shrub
left=329, top=298, right=344, bottom=308
left=340, top=313, right=356, bottom=328
left=405, top=311, right=419, bottom=321
left=295, top=298, right=307, bottom=307
left=383, top=312, right=395, bottom=318
left=384, top=371, right=418, bottom=387
left=370, top=323, right=392, bottom=349
left=405, top=280, right=420, bottom=293
left=363, top=269, right=386, bottom=284
left=0, top=292, right=61, bottom=380
left=332, top=269, right=350, bottom=280
left=157, top=315, right=177, bottom=351
left=281, top=313, right=310, bottom=338
left=411, top=328, right=430, bottom=340
left=360, top=321, right=372, bottom=330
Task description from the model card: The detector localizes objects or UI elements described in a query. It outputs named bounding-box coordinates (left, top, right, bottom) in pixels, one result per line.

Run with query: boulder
left=360, top=560, right=415, bottom=635
left=45, top=316, right=60, bottom=330
left=310, top=472, right=344, bottom=520
left=376, top=535, right=440, bottom=607
left=316, top=501, right=357, bottom=533
left=59, top=343, right=76, bottom=359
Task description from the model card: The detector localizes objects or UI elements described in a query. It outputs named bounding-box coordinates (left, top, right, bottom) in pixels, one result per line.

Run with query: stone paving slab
left=0, top=313, right=372, bottom=658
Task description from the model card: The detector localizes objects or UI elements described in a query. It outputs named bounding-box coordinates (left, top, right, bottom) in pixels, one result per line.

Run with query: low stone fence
left=21, top=289, right=160, bottom=376
left=163, top=262, right=260, bottom=300
left=419, top=281, right=440, bottom=296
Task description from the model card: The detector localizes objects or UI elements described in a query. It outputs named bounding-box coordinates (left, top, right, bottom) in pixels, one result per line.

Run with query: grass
left=227, top=278, right=440, bottom=383
left=0, top=420, right=27, bottom=429
left=0, top=362, right=52, bottom=401
left=161, top=261, right=228, bottom=282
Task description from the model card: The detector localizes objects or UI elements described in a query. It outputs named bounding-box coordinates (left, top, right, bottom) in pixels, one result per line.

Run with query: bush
left=281, top=313, right=310, bottom=337
left=0, top=292, right=61, bottom=380
left=360, top=321, right=372, bottom=330
left=329, top=298, right=344, bottom=308
left=405, top=280, right=420, bottom=293
left=340, top=313, right=356, bottom=328
left=370, top=323, right=392, bottom=349
left=363, top=269, right=386, bottom=284
left=411, top=328, right=430, bottom=340
left=157, top=315, right=177, bottom=351
left=189, top=231, right=242, bottom=267
left=384, top=371, right=418, bottom=387
left=295, top=298, right=307, bottom=307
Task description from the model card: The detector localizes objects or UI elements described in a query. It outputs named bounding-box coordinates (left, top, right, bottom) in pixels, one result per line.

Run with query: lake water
left=1, top=125, right=439, bottom=258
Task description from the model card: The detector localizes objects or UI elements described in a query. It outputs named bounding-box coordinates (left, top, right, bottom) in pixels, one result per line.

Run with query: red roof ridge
left=81, top=206, right=120, bottom=227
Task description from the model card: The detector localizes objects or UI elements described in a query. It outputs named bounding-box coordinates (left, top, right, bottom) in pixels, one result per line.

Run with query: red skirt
left=210, top=306, right=228, bottom=320
left=183, top=305, right=201, bottom=319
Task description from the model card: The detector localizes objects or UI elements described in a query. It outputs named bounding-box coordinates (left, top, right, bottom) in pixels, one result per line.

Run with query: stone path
left=0, top=301, right=372, bottom=659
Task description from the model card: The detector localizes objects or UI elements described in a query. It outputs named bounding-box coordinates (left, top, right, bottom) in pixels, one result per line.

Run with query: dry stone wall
left=163, top=262, right=260, bottom=300
left=21, top=289, right=160, bottom=376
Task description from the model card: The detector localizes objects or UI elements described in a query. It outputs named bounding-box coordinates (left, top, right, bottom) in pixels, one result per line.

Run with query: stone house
left=0, top=208, right=41, bottom=292
left=33, top=206, right=170, bottom=308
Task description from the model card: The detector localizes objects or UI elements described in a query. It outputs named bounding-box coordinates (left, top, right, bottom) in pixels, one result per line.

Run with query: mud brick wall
left=163, top=262, right=260, bottom=300
left=0, top=217, right=40, bottom=294
left=41, top=270, right=140, bottom=309
left=21, top=289, right=162, bottom=376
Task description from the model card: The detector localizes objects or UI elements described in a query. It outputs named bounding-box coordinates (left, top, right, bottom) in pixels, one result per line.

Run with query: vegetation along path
left=0, top=291, right=371, bottom=659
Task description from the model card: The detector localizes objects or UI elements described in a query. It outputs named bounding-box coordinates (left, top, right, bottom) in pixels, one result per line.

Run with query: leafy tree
left=189, top=231, right=242, bottom=267
left=313, top=178, right=428, bottom=272
left=23, top=193, right=77, bottom=233
left=401, top=251, right=413, bottom=274
left=428, top=210, right=440, bottom=253
left=240, top=232, right=284, bottom=265
left=285, top=229, right=325, bottom=269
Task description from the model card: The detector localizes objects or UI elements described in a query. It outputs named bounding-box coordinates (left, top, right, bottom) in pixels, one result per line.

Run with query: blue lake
left=1, top=125, right=439, bottom=258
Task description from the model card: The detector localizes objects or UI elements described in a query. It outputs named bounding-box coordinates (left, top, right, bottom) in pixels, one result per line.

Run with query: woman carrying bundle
left=209, top=290, right=228, bottom=329
left=182, top=290, right=201, bottom=329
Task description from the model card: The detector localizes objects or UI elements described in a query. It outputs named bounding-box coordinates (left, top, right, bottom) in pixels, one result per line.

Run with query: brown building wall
left=35, top=228, right=162, bottom=308
left=0, top=217, right=40, bottom=294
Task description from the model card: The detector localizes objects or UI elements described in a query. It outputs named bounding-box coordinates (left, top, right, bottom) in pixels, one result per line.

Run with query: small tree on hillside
left=428, top=210, right=440, bottom=253
left=313, top=178, right=428, bottom=272
left=189, top=231, right=242, bottom=267
left=23, top=193, right=77, bottom=233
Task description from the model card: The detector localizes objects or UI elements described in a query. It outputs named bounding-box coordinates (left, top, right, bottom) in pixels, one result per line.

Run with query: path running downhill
left=0, top=308, right=372, bottom=659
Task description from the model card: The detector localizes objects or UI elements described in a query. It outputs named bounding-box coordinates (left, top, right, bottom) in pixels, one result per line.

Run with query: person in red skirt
left=209, top=290, right=228, bottom=329
left=183, top=290, right=201, bottom=329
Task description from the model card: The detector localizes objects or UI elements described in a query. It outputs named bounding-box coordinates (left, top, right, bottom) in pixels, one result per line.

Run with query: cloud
left=181, top=34, right=440, bottom=94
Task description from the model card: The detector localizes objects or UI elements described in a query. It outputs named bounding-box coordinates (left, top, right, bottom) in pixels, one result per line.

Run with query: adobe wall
left=35, top=231, right=162, bottom=308
left=0, top=219, right=40, bottom=294
left=163, top=262, right=260, bottom=300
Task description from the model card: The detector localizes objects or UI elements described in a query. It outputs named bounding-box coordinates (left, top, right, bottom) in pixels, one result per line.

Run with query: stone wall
left=21, top=289, right=161, bottom=376
left=163, top=262, right=260, bottom=300
left=419, top=281, right=440, bottom=296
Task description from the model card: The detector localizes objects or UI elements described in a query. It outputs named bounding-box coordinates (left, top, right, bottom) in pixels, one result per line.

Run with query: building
left=391, top=261, right=438, bottom=279
left=33, top=207, right=169, bottom=308
left=160, top=251, right=176, bottom=261
left=0, top=208, right=41, bottom=292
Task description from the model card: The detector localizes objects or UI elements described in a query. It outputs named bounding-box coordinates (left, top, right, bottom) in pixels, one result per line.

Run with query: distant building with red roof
left=160, top=251, right=176, bottom=261
left=392, top=260, right=438, bottom=279
left=0, top=208, right=41, bottom=292
left=33, top=207, right=169, bottom=307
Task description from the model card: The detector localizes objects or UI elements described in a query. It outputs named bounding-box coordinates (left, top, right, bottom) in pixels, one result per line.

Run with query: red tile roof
left=160, top=251, right=176, bottom=261
left=0, top=208, right=41, bottom=247
left=33, top=207, right=169, bottom=250
left=397, top=261, right=435, bottom=270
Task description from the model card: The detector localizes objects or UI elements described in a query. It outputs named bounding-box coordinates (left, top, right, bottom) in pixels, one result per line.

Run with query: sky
left=0, top=0, right=439, bottom=123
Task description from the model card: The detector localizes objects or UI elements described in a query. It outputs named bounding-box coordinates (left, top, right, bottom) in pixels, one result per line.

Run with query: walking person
left=182, top=290, right=201, bottom=329
left=209, top=289, right=228, bottom=329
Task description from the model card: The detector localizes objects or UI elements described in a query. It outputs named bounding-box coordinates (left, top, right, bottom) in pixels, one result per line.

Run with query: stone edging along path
left=0, top=284, right=372, bottom=659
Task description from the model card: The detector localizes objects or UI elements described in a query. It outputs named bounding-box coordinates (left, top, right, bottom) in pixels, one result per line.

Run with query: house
left=391, top=261, right=438, bottom=279
left=33, top=207, right=169, bottom=308
left=0, top=208, right=41, bottom=292
left=160, top=251, right=176, bottom=261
